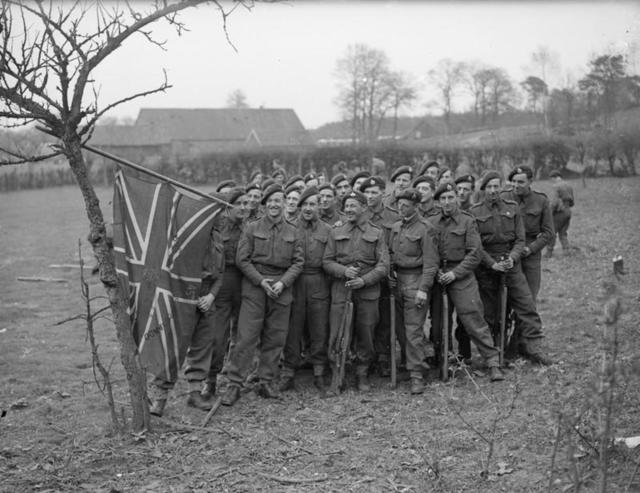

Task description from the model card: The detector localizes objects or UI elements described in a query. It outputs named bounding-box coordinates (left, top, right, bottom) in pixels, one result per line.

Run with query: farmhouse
left=89, top=107, right=312, bottom=166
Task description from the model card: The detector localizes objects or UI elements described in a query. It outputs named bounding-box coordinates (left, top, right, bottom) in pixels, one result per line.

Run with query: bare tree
left=0, top=0, right=253, bottom=432
left=463, top=62, right=493, bottom=125
left=428, top=58, right=465, bottom=134
left=485, top=68, right=515, bottom=122
left=385, top=71, right=418, bottom=140
left=226, top=88, right=249, bottom=108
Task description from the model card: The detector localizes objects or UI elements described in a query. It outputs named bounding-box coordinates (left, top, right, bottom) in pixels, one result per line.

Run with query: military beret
left=261, top=178, right=275, bottom=191
left=284, top=184, right=302, bottom=197
left=434, top=182, right=457, bottom=200
left=215, top=179, right=237, bottom=192
left=343, top=189, right=367, bottom=206
left=454, top=174, right=476, bottom=186
left=285, top=174, right=304, bottom=189
left=226, top=187, right=246, bottom=205
left=260, top=184, right=284, bottom=205
left=304, top=172, right=318, bottom=183
left=331, top=173, right=349, bottom=187
left=413, top=175, right=436, bottom=190
left=349, top=170, right=371, bottom=188
left=360, top=175, right=386, bottom=192
left=249, top=169, right=262, bottom=182
left=437, top=166, right=452, bottom=182
left=549, top=170, right=562, bottom=178
left=297, top=186, right=319, bottom=208
left=318, top=182, right=335, bottom=194
left=272, top=168, right=287, bottom=179
left=395, top=187, right=422, bottom=203
left=508, top=166, right=533, bottom=181
left=479, top=171, right=502, bottom=190
left=390, top=165, right=413, bottom=183
left=245, top=182, right=261, bottom=193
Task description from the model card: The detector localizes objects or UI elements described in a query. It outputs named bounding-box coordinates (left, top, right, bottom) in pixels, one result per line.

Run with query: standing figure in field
left=280, top=187, right=331, bottom=393
left=546, top=170, right=575, bottom=257
left=221, top=184, right=304, bottom=406
left=323, top=190, right=389, bottom=392
left=388, top=189, right=439, bottom=393
left=469, top=172, right=553, bottom=366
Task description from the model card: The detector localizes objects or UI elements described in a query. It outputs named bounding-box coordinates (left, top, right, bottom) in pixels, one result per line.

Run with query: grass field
left=1, top=178, right=639, bottom=492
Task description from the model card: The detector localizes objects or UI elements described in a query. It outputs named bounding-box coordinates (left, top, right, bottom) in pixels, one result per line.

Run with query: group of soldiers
left=147, top=160, right=575, bottom=417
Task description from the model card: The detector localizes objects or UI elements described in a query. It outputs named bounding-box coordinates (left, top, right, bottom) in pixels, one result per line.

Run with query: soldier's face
left=319, top=189, right=335, bottom=210
left=364, top=186, right=383, bottom=208
left=247, top=190, right=261, bottom=210
left=266, top=192, right=284, bottom=218
left=230, top=195, right=249, bottom=221
left=438, top=170, right=453, bottom=185
left=335, top=180, right=351, bottom=199
left=252, top=173, right=263, bottom=184
left=397, top=198, right=416, bottom=219
left=394, top=173, right=411, bottom=191
left=301, top=194, right=319, bottom=221
left=485, top=179, right=502, bottom=201
left=439, top=191, right=458, bottom=216
left=416, top=183, right=433, bottom=202
left=512, top=173, right=531, bottom=196
left=425, top=166, right=439, bottom=180
left=285, top=191, right=301, bottom=214
left=457, top=183, right=473, bottom=204
left=343, top=198, right=364, bottom=223
left=354, top=177, right=367, bottom=191
left=274, top=174, right=285, bottom=186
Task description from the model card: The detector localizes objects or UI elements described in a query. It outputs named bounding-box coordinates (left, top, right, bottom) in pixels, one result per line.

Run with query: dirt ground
left=1, top=177, right=639, bottom=492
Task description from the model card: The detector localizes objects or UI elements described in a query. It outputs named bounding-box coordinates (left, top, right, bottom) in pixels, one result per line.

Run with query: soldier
left=546, top=170, right=574, bottom=257
left=272, top=168, right=287, bottom=186
left=221, top=184, right=305, bottom=406
left=389, top=188, right=439, bottom=393
left=420, top=161, right=440, bottom=181
left=413, top=175, right=439, bottom=220
left=249, top=170, right=263, bottom=185
left=284, top=184, right=302, bottom=223
left=245, top=182, right=262, bottom=222
left=304, top=172, right=319, bottom=189
left=429, top=183, right=505, bottom=381
left=331, top=173, right=351, bottom=203
left=202, top=188, right=248, bottom=399
left=280, top=187, right=331, bottom=393
left=362, top=176, right=400, bottom=377
left=437, top=167, right=453, bottom=186
left=149, top=218, right=225, bottom=416
left=318, top=183, right=343, bottom=226
left=215, top=180, right=236, bottom=194
left=350, top=170, right=371, bottom=192
left=323, top=190, right=390, bottom=392
left=469, top=172, right=553, bottom=366
left=384, top=165, right=413, bottom=208
left=286, top=174, right=306, bottom=191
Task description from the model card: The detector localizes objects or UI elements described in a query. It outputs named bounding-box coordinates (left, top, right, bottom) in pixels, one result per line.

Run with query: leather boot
left=201, top=382, right=216, bottom=401
left=187, top=391, right=213, bottom=411
left=278, top=376, right=295, bottom=392
left=221, top=385, right=240, bottom=406
left=257, top=382, right=279, bottom=399
left=149, top=399, right=166, bottom=417
left=489, top=366, right=505, bottom=382
left=313, top=375, right=326, bottom=392
left=410, top=377, right=425, bottom=395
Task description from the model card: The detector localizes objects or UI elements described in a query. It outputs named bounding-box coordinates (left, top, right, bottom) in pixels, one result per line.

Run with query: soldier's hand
left=491, top=262, right=506, bottom=272
left=415, top=290, right=428, bottom=307
left=522, top=246, right=531, bottom=258
left=197, top=293, right=215, bottom=312
left=501, top=257, right=514, bottom=270
left=388, top=276, right=397, bottom=289
left=345, top=277, right=365, bottom=289
left=439, top=271, right=456, bottom=285
left=344, top=266, right=360, bottom=279
left=260, top=279, right=276, bottom=298
left=271, top=281, right=285, bottom=297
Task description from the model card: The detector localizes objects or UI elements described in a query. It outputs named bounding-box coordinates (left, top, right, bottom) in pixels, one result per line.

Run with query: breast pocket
left=401, top=233, right=422, bottom=257
left=360, top=233, right=379, bottom=263
left=276, top=233, right=295, bottom=264
left=253, top=231, right=271, bottom=258
left=446, top=229, right=466, bottom=261
left=475, top=215, right=493, bottom=236
left=499, top=211, right=516, bottom=236
left=524, top=208, right=542, bottom=235
left=334, top=234, right=351, bottom=260
left=310, top=233, right=328, bottom=261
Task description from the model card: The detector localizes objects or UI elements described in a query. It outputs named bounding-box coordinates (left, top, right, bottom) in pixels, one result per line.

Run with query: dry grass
left=1, top=177, right=639, bottom=492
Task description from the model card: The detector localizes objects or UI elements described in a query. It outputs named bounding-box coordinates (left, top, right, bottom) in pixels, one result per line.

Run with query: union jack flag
left=112, top=169, right=221, bottom=381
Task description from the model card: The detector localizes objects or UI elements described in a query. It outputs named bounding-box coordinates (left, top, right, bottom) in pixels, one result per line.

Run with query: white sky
left=92, top=1, right=640, bottom=129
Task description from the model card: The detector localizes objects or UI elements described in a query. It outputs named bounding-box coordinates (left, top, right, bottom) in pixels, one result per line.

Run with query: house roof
left=91, top=108, right=311, bottom=148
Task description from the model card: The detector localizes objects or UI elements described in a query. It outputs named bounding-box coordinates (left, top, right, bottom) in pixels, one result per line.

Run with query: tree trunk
left=64, top=135, right=150, bottom=432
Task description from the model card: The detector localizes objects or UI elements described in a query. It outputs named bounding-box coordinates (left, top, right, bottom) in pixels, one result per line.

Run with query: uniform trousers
left=395, top=272, right=429, bottom=376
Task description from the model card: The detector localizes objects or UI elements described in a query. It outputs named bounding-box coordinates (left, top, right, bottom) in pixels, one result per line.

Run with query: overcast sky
left=93, top=1, right=640, bottom=129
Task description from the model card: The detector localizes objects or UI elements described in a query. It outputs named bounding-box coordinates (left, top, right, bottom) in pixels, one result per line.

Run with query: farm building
left=89, top=107, right=312, bottom=167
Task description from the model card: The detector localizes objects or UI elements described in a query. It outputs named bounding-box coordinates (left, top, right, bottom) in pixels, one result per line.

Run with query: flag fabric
left=112, top=169, right=221, bottom=381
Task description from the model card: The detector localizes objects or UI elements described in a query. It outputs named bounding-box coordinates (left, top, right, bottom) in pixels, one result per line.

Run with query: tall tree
left=0, top=0, right=248, bottom=432
left=521, top=75, right=548, bottom=114
left=386, top=71, right=418, bottom=139
left=428, top=58, right=465, bottom=134
left=485, top=68, right=514, bottom=122
left=226, top=89, right=249, bottom=108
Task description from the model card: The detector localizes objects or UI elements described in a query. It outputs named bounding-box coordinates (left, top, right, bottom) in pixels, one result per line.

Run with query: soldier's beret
left=360, top=175, right=386, bottom=192
left=549, top=170, right=561, bottom=178
left=390, top=165, right=413, bottom=183
left=297, top=186, right=319, bottom=208
left=260, top=184, right=285, bottom=205
left=226, top=187, right=246, bottom=205
left=215, top=179, right=237, bottom=192
left=416, top=160, right=439, bottom=176
left=437, top=166, right=452, bottom=182
left=284, top=184, right=302, bottom=197
left=434, top=182, right=457, bottom=200
left=395, top=187, right=422, bottom=203
left=285, top=174, right=304, bottom=188
left=304, top=172, right=318, bottom=183
left=349, top=170, right=371, bottom=189
left=245, top=182, right=261, bottom=193
left=272, top=168, right=287, bottom=179
left=454, top=174, right=476, bottom=186
left=249, top=169, right=262, bottom=183
left=331, top=173, right=349, bottom=187
left=479, top=171, right=502, bottom=190
left=261, top=178, right=275, bottom=190
left=343, top=190, right=367, bottom=207
left=508, top=165, right=533, bottom=181
left=412, top=175, right=436, bottom=190
left=318, top=182, right=335, bottom=194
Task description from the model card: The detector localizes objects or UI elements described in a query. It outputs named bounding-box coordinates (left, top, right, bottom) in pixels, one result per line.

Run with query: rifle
left=440, top=260, right=449, bottom=382
left=330, top=288, right=354, bottom=394
left=389, top=267, right=397, bottom=388
left=497, top=255, right=509, bottom=367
